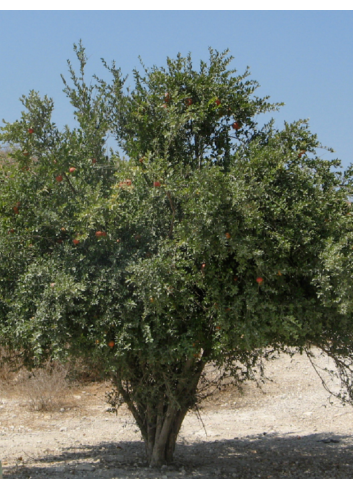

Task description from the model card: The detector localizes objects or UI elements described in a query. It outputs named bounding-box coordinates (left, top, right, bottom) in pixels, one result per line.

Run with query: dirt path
left=1, top=350, right=353, bottom=478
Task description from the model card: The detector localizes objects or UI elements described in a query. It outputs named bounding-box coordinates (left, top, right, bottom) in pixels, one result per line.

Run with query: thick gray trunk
left=114, top=356, right=207, bottom=466
left=147, top=406, right=188, bottom=467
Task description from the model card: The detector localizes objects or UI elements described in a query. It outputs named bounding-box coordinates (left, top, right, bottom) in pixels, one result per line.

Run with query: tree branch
left=63, top=172, right=77, bottom=194
left=115, top=379, right=146, bottom=438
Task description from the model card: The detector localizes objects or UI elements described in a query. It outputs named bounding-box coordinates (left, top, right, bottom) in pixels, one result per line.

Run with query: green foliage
left=1, top=41, right=353, bottom=464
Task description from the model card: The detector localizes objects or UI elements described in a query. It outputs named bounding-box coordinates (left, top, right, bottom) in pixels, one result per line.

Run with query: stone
left=78, top=464, right=95, bottom=472
left=104, top=454, right=125, bottom=463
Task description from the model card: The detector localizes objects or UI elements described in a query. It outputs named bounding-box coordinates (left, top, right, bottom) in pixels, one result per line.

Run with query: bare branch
left=63, top=172, right=77, bottom=194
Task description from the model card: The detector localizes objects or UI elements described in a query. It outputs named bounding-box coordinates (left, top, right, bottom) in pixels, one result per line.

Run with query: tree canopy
left=1, top=42, right=353, bottom=466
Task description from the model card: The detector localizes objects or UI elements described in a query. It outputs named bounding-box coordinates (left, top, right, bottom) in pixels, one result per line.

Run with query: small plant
left=105, top=386, right=124, bottom=415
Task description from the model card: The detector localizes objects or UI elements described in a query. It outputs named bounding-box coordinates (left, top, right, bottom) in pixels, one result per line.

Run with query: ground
left=1, top=349, right=353, bottom=479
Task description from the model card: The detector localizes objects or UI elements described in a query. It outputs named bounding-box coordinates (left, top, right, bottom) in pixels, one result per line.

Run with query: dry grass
left=14, top=360, right=70, bottom=411
left=0, top=345, right=107, bottom=411
left=0, top=346, right=70, bottom=410
left=0, top=346, right=23, bottom=384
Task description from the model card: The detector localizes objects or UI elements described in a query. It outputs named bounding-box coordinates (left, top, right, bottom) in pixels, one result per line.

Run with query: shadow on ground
left=4, top=432, right=353, bottom=478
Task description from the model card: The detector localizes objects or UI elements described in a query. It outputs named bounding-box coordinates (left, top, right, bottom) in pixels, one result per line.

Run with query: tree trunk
left=146, top=359, right=205, bottom=466
left=114, top=356, right=206, bottom=467
left=146, top=405, right=189, bottom=466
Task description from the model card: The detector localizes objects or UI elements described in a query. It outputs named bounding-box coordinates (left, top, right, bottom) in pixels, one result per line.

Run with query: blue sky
left=1, top=10, right=352, bottom=170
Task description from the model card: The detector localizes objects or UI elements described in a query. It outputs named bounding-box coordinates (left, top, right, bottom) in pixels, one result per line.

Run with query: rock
left=78, top=464, right=95, bottom=471
left=104, top=454, right=125, bottom=463
left=60, top=427, right=67, bottom=432
left=318, top=438, right=340, bottom=444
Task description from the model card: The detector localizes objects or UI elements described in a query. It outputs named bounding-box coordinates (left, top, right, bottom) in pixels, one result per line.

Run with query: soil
left=1, top=349, right=353, bottom=479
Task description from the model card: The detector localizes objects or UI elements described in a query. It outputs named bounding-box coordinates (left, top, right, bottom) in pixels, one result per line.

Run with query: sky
left=0, top=10, right=352, bottom=171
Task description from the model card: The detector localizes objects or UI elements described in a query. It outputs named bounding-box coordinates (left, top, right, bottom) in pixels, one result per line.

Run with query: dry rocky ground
left=1, top=349, right=353, bottom=479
